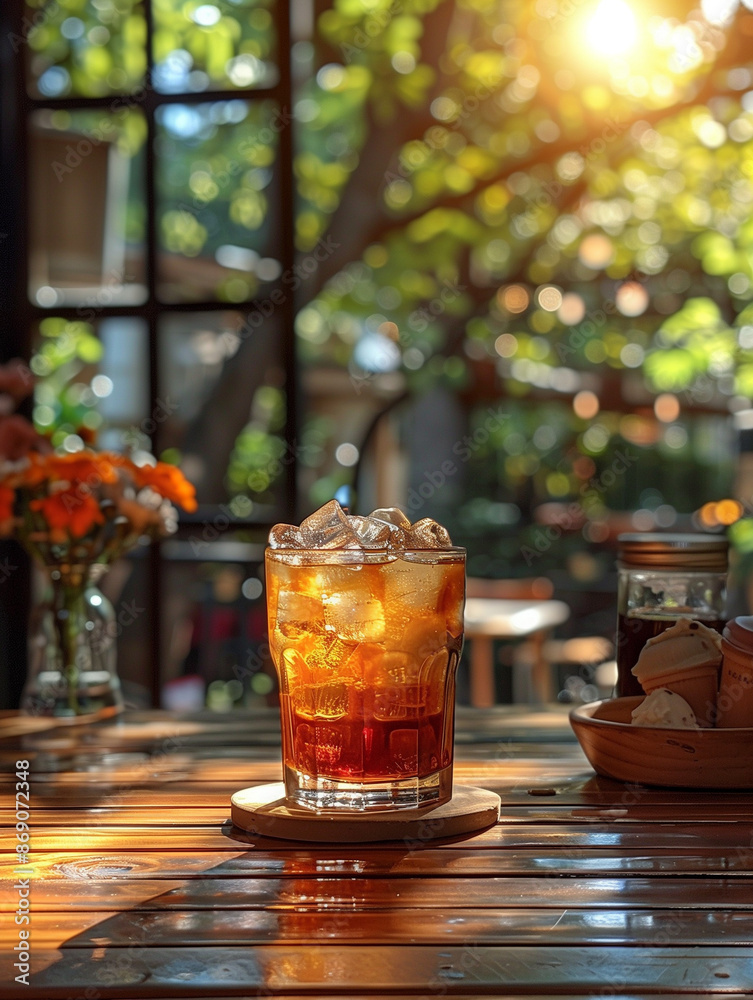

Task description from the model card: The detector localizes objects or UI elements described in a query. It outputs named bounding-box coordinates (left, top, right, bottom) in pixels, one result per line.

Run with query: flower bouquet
left=0, top=358, right=197, bottom=718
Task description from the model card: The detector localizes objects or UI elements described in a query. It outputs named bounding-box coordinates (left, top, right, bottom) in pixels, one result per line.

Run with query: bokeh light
left=654, top=393, right=680, bottom=422
left=557, top=293, right=586, bottom=325
left=578, top=234, right=615, bottom=269
left=616, top=281, right=649, bottom=317
left=538, top=286, right=563, bottom=312
left=494, top=333, right=518, bottom=357
left=499, top=285, right=530, bottom=313
left=334, top=443, right=359, bottom=467
left=716, top=498, right=744, bottom=525
left=573, top=390, right=600, bottom=420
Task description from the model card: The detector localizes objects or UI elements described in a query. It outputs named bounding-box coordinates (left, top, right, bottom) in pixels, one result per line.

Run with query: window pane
left=159, top=311, right=287, bottom=514
left=98, top=554, right=153, bottom=708
left=160, top=541, right=273, bottom=711
left=25, top=0, right=147, bottom=98
left=153, top=0, right=277, bottom=94
left=32, top=317, right=149, bottom=451
left=29, top=109, right=147, bottom=309
left=156, top=100, right=282, bottom=303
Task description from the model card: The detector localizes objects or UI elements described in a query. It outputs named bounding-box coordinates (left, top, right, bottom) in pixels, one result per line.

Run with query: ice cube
left=306, top=632, right=361, bottom=674
left=385, top=562, right=445, bottom=611
left=370, top=651, right=425, bottom=721
left=281, top=647, right=308, bottom=688
left=370, top=507, right=412, bottom=530
left=407, top=517, right=452, bottom=549
left=350, top=514, right=406, bottom=550
left=395, top=616, right=446, bottom=659
left=293, top=681, right=350, bottom=720
left=389, top=728, right=419, bottom=774
left=294, top=723, right=344, bottom=773
left=421, top=649, right=450, bottom=713
left=323, top=592, right=385, bottom=642
left=268, top=523, right=304, bottom=548
left=276, top=590, right=324, bottom=626
left=418, top=723, right=439, bottom=773
left=300, top=500, right=360, bottom=549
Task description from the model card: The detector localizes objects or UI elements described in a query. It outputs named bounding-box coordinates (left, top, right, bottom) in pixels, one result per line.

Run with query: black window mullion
left=0, top=0, right=33, bottom=709
left=143, top=0, right=163, bottom=709
left=277, top=0, right=298, bottom=524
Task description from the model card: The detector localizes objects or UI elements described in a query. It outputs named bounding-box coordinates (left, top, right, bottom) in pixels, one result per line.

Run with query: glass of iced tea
left=265, top=501, right=465, bottom=811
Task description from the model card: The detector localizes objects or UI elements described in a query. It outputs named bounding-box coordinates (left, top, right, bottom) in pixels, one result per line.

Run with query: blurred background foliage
left=23, top=0, right=753, bottom=589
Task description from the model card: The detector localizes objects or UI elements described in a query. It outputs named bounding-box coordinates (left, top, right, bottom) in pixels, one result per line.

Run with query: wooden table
left=2, top=706, right=753, bottom=997
left=464, top=598, right=571, bottom=707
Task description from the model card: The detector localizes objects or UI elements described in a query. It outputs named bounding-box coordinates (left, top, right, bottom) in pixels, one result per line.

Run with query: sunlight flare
left=586, top=0, right=638, bottom=56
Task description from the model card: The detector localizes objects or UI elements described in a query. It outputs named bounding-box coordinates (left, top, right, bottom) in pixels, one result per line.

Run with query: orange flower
left=23, top=451, right=120, bottom=490
left=116, top=496, right=164, bottom=535
left=129, top=461, right=198, bottom=512
left=30, top=490, right=105, bottom=541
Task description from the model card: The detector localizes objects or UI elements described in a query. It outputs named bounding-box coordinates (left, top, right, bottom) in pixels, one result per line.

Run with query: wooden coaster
left=230, top=783, right=500, bottom=842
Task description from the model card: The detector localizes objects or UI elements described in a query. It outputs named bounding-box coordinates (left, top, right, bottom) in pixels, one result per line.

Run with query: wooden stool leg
left=530, top=629, right=553, bottom=704
left=469, top=637, right=495, bottom=708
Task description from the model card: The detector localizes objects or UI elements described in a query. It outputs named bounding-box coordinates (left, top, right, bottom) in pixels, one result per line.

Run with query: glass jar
left=21, top=564, right=124, bottom=720
left=616, top=533, right=728, bottom=698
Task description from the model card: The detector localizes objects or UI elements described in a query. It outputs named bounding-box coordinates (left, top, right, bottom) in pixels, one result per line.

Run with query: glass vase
left=21, top=564, right=124, bottom=720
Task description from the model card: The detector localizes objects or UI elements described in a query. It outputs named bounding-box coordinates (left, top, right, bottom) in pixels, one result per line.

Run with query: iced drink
left=265, top=501, right=465, bottom=810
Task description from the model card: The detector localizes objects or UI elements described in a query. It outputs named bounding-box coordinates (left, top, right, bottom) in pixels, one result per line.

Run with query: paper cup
left=639, top=663, right=719, bottom=728
left=717, top=622, right=753, bottom=728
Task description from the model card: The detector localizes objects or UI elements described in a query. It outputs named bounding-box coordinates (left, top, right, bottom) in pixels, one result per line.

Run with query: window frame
left=0, top=0, right=298, bottom=707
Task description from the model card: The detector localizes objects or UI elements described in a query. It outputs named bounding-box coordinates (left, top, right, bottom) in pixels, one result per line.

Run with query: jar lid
left=617, top=532, right=729, bottom=570
left=723, top=616, right=753, bottom=652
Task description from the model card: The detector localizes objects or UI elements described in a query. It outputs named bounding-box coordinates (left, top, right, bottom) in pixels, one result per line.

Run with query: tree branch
left=297, top=0, right=458, bottom=304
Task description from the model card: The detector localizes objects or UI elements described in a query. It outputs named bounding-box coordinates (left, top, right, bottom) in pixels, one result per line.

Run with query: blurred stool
left=464, top=577, right=570, bottom=706
left=512, top=635, right=614, bottom=704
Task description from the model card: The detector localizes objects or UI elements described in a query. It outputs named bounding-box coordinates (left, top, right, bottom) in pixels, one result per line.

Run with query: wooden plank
left=0, top=846, right=747, bottom=880
left=4, top=810, right=753, bottom=852
left=3, top=844, right=753, bottom=882
left=4, top=801, right=753, bottom=835
left=5, top=875, right=753, bottom=912
left=0, top=750, right=586, bottom=777
left=3, top=944, right=753, bottom=996
left=0, top=807, right=234, bottom=826
left=4, top=773, right=753, bottom=811
left=4, top=907, right=753, bottom=949
left=3, top=801, right=753, bottom=844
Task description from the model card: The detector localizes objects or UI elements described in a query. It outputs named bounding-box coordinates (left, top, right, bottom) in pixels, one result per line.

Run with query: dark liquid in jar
left=616, top=612, right=726, bottom=698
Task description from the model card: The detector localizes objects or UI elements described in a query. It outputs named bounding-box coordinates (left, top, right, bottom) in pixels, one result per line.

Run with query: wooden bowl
left=570, top=697, right=753, bottom=789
